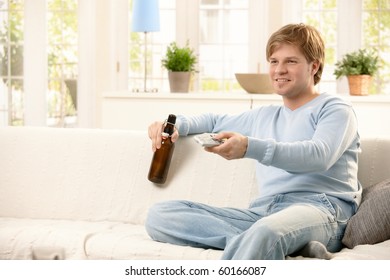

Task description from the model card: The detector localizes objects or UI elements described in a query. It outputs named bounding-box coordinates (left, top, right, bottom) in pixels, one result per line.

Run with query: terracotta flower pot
left=347, top=75, right=372, bottom=96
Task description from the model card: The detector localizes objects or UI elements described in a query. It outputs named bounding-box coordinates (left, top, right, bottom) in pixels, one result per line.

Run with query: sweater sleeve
left=245, top=103, right=359, bottom=173
left=176, top=110, right=258, bottom=136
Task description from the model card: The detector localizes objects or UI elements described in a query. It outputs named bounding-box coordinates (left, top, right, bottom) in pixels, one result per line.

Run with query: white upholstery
left=0, top=126, right=389, bottom=260
left=357, top=137, right=390, bottom=188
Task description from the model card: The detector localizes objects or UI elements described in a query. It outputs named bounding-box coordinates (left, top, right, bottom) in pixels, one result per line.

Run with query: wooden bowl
left=235, top=73, right=274, bottom=94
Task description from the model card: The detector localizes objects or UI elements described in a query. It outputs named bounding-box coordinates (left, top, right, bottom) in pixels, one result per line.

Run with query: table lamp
left=131, top=0, right=160, bottom=92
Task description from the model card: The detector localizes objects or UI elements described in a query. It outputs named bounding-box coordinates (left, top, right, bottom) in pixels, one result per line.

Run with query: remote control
left=194, top=133, right=224, bottom=147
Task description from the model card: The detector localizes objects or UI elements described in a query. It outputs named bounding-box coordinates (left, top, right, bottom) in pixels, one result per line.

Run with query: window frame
left=124, top=0, right=378, bottom=94
left=2, top=0, right=389, bottom=128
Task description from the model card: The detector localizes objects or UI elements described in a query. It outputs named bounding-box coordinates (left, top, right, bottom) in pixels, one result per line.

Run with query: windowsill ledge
left=103, top=91, right=390, bottom=104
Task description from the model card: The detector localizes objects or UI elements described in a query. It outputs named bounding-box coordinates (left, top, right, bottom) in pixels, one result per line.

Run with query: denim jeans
left=145, top=192, right=353, bottom=259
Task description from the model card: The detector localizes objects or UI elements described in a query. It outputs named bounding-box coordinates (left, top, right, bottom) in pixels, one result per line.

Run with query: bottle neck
left=163, top=122, right=175, bottom=136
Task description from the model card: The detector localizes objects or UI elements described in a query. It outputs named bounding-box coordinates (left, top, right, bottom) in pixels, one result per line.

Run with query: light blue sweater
left=177, top=93, right=362, bottom=211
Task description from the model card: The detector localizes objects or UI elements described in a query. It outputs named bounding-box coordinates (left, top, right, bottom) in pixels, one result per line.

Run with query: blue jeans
left=145, top=193, right=353, bottom=259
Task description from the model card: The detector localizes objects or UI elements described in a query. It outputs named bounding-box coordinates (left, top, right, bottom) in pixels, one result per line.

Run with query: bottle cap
left=167, top=114, right=176, bottom=125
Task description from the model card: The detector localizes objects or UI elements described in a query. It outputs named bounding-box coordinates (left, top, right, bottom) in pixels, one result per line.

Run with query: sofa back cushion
left=0, top=127, right=388, bottom=225
left=0, top=127, right=257, bottom=224
left=358, top=137, right=390, bottom=188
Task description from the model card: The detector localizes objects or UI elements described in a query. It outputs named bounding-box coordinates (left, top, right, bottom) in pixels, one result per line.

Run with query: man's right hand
left=148, top=121, right=179, bottom=152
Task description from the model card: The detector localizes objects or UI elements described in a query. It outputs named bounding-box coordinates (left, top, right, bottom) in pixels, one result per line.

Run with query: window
left=0, top=0, right=24, bottom=126
left=127, top=0, right=390, bottom=95
left=128, top=0, right=249, bottom=93
left=302, top=0, right=337, bottom=93
left=362, top=0, right=390, bottom=94
left=47, top=0, right=78, bottom=127
left=0, top=0, right=78, bottom=127
left=288, top=0, right=390, bottom=95
left=2, top=1, right=389, bottom=128
left=128, top=0, right=176, bottom=92
left=302, top=0, right=390, bottom=94
left=199, top=0, right=248, bottom=92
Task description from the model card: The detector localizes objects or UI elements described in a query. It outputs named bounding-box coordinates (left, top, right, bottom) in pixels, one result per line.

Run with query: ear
left=311, top=60, right=320, bottom=75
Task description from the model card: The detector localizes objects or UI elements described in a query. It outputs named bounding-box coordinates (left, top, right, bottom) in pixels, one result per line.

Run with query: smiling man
left=146, top=23, right=361, bottom=260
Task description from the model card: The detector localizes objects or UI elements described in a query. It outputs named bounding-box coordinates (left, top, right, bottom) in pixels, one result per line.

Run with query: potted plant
left=334, top=48, right=379, bottom=95
left=162, top=41, right=197, bottom=93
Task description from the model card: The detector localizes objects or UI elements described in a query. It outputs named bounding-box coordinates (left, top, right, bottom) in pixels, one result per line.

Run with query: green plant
left=334, top=48, right=379, bottom=79
left=161, top=41, right=197, bottom=72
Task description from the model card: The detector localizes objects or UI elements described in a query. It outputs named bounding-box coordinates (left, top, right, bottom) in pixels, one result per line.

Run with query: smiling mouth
left=275, top=78, right=290, bottom=82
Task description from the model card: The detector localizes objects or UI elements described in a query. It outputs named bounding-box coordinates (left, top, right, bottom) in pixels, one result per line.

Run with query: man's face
left=268, top=43, right=318, bottom=99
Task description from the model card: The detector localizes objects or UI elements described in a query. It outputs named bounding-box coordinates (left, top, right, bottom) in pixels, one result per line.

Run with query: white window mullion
left=79, top=0, right=122, bottom=128
left=24, top=0, right=47, bottom=126
left=176, top=0, right=197, bottom=46
left=282, top=0, right=302, bottom=24
left=249, top=0, right=301, bottom=74
left=176, top=0, right=199, bottom=91
left=110, top=0, right=128, bottom=90
left=337, top=0, right=363, bottom=94
left=337, top=0, right=363, bottom=55
left=248, top=0, right=270, bottom=73
left=77, top=0, right=97, bottom=128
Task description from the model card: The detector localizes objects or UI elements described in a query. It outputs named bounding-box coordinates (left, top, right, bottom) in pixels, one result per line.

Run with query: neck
left=282, top=89, right=320, bottom=111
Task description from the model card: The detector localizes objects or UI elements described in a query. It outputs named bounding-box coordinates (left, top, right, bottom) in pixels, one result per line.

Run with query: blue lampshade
left=131, top=0, right=160, bottom=32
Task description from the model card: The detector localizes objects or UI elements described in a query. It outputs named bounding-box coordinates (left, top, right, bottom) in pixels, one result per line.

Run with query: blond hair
left=266, top=23, right=325, bottom=85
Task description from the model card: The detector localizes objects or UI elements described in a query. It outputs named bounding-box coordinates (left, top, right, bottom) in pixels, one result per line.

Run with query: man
left=146, top=23, right=361, bottom=259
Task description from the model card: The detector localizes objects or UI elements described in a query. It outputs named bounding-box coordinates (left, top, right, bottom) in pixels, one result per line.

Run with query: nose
left=274, top=63, right=287, bottom=74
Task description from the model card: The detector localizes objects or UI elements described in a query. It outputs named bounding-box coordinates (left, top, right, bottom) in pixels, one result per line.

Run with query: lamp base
left=131, top=31, right=159, bottom=93
left=132, top=88, right=159, bottom=93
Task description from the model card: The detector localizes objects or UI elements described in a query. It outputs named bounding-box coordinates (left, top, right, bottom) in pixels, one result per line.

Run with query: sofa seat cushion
left=0, top=218, right=117, bottom=260
left=84, top=223, right=223, bottom=260
left=332, top=239, right=390, bottom=260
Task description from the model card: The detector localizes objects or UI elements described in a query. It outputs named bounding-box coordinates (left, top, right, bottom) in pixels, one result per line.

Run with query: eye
left=269, top=60, right=278, bottom=65
left=288, top=60, right=297, bottom=64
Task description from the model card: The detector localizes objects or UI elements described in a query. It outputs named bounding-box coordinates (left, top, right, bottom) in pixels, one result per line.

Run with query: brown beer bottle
left=148, top=114, right=176, bottom=184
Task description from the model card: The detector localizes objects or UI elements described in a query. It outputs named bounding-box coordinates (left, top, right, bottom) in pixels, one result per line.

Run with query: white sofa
left=0, top=126, right=389, bottom=260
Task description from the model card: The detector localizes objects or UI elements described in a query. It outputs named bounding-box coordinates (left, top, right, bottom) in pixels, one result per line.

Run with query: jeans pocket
left=317, top=193, right=337, bottom=217
left=301, top=193, right=337, bottom=222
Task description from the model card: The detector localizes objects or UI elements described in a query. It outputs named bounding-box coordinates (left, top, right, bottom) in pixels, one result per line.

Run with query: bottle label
left=161, top=132, right=169, bottom=138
